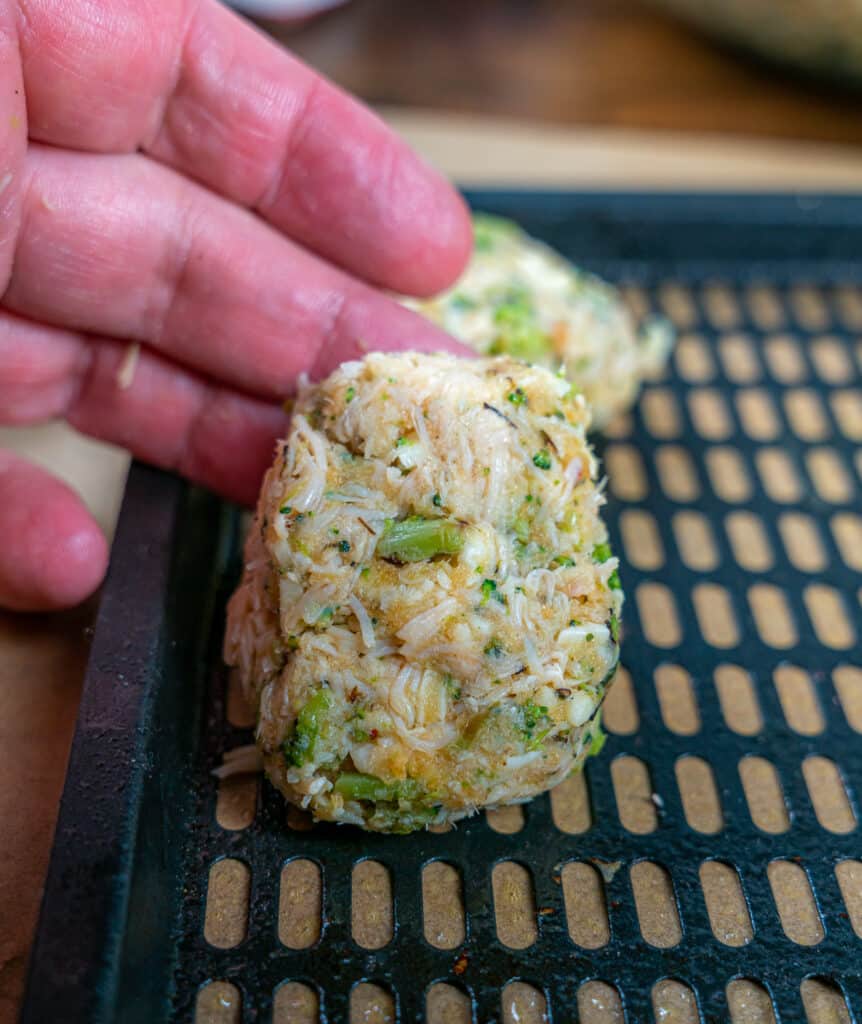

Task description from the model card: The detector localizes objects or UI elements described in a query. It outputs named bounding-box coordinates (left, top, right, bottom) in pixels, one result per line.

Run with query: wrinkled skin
left=0, top=0, right=472, bottom=611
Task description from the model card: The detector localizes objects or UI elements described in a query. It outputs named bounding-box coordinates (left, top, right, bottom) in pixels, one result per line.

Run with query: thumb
left=0, top=449, right=108, bottom=611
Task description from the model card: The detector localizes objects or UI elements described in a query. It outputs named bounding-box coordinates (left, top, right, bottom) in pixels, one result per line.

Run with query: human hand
left=0, top=0, right=471, bottom=612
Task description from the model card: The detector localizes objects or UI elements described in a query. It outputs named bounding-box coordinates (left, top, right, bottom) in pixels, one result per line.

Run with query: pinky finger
left=0, top=450, right=108, bottom=611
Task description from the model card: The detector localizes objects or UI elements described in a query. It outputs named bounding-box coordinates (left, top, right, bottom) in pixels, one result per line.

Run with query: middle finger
left=4, top=145, right=467, bottom=400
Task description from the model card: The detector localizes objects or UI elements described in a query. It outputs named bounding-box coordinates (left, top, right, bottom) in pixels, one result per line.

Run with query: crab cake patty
left=225, top=352, right=621, bottom=832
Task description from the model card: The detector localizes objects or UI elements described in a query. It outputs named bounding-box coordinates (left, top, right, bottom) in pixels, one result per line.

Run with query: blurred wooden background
left=263, top=0, right=862, bottom=146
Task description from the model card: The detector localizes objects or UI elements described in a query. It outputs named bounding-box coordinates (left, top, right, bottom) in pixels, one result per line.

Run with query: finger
left=68, top=342, right=290, bottom=508
left=0, top=310, right=87, bottom=424
left=16, top=0, right=471, bottom=295
left=6, top=145, right=472, bottom=401
left=0, top=3, right=27, bottom=290
left=0, top=311, right=288, bottom=507
left=0, top=450, right=108, bottom=611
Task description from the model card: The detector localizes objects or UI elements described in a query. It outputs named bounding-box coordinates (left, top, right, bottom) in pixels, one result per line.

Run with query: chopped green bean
left=333, top=772, right=420, bottom=802
left=376, top=516, right=464, bottom=563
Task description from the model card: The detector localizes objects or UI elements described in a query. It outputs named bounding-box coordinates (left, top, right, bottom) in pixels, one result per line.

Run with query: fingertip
left=41, top=517, right=109, bottom=611
left=279, top=81, right=474, bottom=297
left=369, top=151, right=473, bottom=297
left=395, top=179, right=474, bottom=298
left=0, top=453, right=108, bottom=612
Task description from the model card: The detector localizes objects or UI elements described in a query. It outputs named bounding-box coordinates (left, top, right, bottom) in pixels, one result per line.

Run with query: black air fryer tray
left=21, top=194, right=862, bottom=1024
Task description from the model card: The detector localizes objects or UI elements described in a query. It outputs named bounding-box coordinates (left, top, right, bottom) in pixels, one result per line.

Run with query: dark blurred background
left=254, top=0, right=862, bottom=146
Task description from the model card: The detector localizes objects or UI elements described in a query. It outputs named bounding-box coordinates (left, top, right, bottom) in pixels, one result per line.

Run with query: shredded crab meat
left=224, top=351, right=622, bottom=832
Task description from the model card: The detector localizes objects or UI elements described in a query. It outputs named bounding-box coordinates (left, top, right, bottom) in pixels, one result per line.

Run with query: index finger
left=16, top=0, right=472, bottom=296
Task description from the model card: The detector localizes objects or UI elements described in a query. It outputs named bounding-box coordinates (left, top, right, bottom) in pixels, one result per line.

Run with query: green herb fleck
left=515, top=699, right=552, bottom=750
left=507, top=387, right=527, bottom=406
left=520, top=699, right=548, bottom=732
left=609, top=611, right=620, bottom=644
left=593, top=542, right=612, bottom=562
left=279, top=504, right=293, bottom=515
left=484, top=640, right=504, bottom=658
left=443, top=673, right=462, bottom=700
left=345, top=385, right=356, bottom=403
left=338, top=540, right=351, bottom=553
left=532, top=449, right=552, bottom=470
left=451, top=293, right=477, bottom=311
left=608, top=569, right=622, bottom=591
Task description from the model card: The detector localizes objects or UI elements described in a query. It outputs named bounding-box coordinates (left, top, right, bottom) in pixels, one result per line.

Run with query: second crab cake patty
left=403, top=213, right=672, bottom=429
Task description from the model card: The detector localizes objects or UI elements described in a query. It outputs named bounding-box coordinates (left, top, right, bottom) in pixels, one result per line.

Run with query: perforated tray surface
left=21, top=195, right=862, bottom=1024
